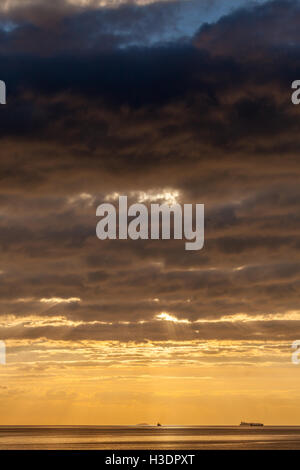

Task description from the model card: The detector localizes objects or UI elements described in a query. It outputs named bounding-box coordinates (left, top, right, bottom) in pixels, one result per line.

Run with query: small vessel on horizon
left=157, top=422, right=162, bottom=427
left=240, top=421, right=264, bottom=427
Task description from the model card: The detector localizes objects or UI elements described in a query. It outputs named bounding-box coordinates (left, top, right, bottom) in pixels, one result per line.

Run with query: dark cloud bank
left=0, top=0, right=300, bottom=342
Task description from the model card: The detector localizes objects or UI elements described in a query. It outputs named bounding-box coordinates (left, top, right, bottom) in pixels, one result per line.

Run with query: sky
left=0, top=0, right=300, bottom=425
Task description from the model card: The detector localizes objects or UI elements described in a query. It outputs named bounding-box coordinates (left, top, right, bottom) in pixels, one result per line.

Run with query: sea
left=0, top=425, right=299, bottom=450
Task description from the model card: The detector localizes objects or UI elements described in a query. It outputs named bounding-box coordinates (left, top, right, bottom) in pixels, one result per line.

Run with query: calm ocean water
left=0, top=426, right=300, bottom=449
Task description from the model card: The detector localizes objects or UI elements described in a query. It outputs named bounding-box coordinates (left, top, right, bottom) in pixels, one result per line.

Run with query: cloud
left=0, top=0, right=271, bottom=53
left=0, top=0, right=299, bottom=349
left=194, top=0, right=300, bottom=58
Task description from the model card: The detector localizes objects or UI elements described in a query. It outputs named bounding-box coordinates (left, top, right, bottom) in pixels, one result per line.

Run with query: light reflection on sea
left=0, top=425, right=300, bottom=449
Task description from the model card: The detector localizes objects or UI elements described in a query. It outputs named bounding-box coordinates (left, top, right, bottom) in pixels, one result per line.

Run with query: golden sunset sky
left=0, top=0, right=300, bottom=425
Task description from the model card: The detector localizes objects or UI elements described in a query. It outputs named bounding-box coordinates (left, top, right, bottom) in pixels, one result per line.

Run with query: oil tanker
left=240, top=421, right=264, bottom=427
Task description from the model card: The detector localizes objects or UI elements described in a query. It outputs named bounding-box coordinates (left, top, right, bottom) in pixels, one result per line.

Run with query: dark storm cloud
left=0, top=1, right=269, bottom=54
left=0, top=3, right=177, bottom=54
left=194, top=0, right=300, bottom=58
left=0, top=0, right=300, bottom=342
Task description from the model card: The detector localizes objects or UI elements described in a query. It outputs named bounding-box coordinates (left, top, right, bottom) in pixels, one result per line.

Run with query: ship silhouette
left=240, top=421, right=263, bottom=427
